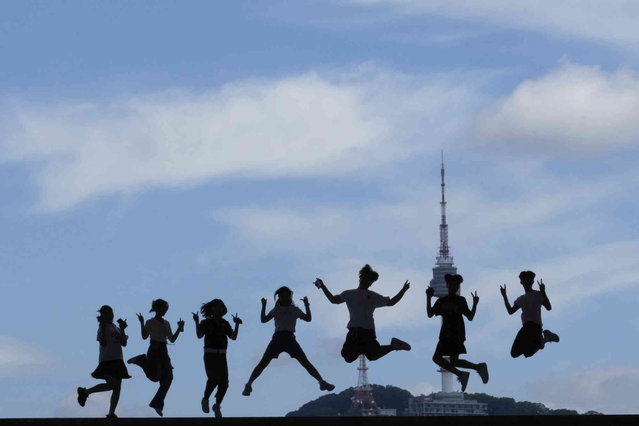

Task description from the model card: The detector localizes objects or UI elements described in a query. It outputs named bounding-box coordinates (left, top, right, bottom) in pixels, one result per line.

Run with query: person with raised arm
left=242, top=286, right=334, bottom=396
left=314, top=264, right=411, bottom=363
left=127, top=299, right=184, bottom=417
left=192, top=299, right=241, bottom=418
left=500, top=270, right=559, bottom=358
left=77, top=305, right=131, bottom=418
left=426, top=274, right=488, bottom=392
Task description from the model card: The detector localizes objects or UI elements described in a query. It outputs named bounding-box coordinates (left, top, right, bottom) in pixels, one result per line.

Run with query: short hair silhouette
left=149, top=299, right=168, bottom=313
left=359, top=264, right=379, bottom=285
left=97, top=305, right=114, bottom=324
left=519, top=270, right=536, bottom=281
left=200, top=299, right=228, bottom=318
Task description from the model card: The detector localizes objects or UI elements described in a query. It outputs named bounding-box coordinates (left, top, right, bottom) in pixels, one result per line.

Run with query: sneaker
left=543, top=330, right=560, bottom=343
left=477, top=363, right=489, bottom=384
left=212, top=403, right=222, bottom=418
left=77, top=387, right=88, bottom=407
left=391, top=337, right=411, bottom=351
left=319, top=380, right=335, bottom=392
left=105, top=413, right=118, bottom=418
left=201, top=398, right=209, bottom=413
left=242, top=383, right=252, bottom=396
left=458, top=371, right=470, bottom=392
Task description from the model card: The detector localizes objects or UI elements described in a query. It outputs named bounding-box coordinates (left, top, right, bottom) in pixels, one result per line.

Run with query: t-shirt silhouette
left=97, top=323, right=124, bottom=362
left=514, top=290, right=544, bottom=326
left=339, top=289, right=391, bottom=330
left=199, top=318, right=233, bottom=349
left=432, top=295, right=469, bottom=342
left=269, top=305, right=305, bottom=332
left=145, top=317, right=173, bottom=343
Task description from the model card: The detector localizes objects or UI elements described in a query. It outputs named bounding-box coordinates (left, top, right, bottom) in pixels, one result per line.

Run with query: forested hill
left=285, top=385, right=599, bottom=417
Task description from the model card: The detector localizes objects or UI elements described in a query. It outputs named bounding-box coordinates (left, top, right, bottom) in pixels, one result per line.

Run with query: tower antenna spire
left=437, top=150, right=452, bottom=264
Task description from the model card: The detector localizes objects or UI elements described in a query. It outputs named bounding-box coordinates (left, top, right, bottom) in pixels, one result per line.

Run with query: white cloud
left=350, top=0, right=639, bottom=46
left=0, top=67, right=476, bottom=212
left=0, top=336, right=49, bottom=376
left=530, top=364, right=639, bottom=414
left=475, top=62, right=639, bottom=154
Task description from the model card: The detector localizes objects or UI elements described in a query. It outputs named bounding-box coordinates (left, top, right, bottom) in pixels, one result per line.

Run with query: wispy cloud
left=0, top=66, right=478, bottom=212
left=349, top=1, right=639, bottom=47
left=0, top=336, right=49, bottom=376
left=475, top=61, right=639, bottom=155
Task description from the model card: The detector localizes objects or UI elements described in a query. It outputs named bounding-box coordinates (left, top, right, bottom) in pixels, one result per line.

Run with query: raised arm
left=137, top=313, right=149, bottom=340
left=300, top=297, right=312, bottom=322
left=500, top=285, right=519, bottom=315
left=465, top=292, right=479, bottom=321
left=261, top=298, right=273, bottom=323
left=389, top=280, right=410, bottom=306
left=426, top=286, right=435, bottom=318
left=117, top=319, right=128, bottom=347
left=230, top=313, right=242, bottom=340
left=538, top=279, right=552, bottom=311
left=314, top=278, right=343, bottom=304
left=168, top=318, right=184, bottom=343
left=193, top=312, right=204, bottom=339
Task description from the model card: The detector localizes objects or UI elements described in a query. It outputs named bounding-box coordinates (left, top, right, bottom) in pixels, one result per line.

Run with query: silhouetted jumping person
left=426, top=274, right=488, bottom=392
left=77, top=305, right=131, bottom=418
left=192, top=299, right=242, bottom=418
left=127, top=299, right=184, bottom=417
left=314, top=264, right=411, bottom=363
left=242, top=286, right=334, bottom=396
left=500, top=270, right=559, bottom=358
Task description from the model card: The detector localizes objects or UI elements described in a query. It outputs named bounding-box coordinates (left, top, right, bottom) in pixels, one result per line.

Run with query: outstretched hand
left=537, top=279, right=545, bottom=292
left=471, top=291, right=479, bottom=304
left=232, top=313, right=243, bottom=325
left=314, top=278, right=324, bottom=289
left=136, top=313, right=144, bottom=323
left=402, top=280, right=410, bottom=291
left=426, top=286, right=434, bottom=298
left=117, top=318, right=127, bottom=330
left=499, top=284, right=507, bottom=297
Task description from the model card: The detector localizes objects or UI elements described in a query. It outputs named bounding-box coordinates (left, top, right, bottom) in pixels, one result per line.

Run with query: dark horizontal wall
left=1, top=416, right=637, bottom=426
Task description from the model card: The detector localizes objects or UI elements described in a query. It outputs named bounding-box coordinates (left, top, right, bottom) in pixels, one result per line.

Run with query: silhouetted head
left=519, top=270, right=535, bottom=290
left=444, top=274, right=463, bottom=295
left=358, top=264, right=379, bottom=289
left=201, top=299, right=227, bottom=319
left=274, top=286, right=293, bottom=306
left=97, top=305, right=114, bottom=324
left=150, top=299, right=169, bottom=316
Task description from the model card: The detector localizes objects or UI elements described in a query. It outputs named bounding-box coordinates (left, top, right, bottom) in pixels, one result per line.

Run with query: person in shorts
left=426, top=274, right=488, bottom=392
left=242, top=286, right=334, bottom=396
left=315, top=264, right=411, bottom=363
left=77, top=305, right=131, bottom=418
left=500, top=270, right=559, bottom=358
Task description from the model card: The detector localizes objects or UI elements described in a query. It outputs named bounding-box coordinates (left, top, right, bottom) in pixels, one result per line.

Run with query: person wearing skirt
left=77, top=305, right=131, bottom=418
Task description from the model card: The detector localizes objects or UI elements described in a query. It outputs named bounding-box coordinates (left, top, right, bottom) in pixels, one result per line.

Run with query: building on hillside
left=406, top=392, right=488, bottom=416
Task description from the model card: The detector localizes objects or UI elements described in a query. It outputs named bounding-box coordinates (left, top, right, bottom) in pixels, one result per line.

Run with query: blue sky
left=2, top=0, right=639, bottom=418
